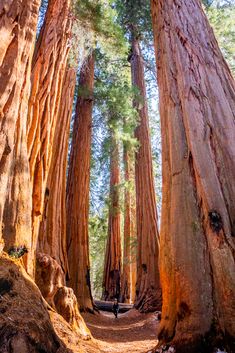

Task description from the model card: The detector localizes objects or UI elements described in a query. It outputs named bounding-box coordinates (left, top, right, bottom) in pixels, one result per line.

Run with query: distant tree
left=66, top=52, right=95, bottom=312
left=120, top=143, right=136, bottom=304
left=102, top=133, right=122, bottom=301
left=117, top=0, right=161, bottom=312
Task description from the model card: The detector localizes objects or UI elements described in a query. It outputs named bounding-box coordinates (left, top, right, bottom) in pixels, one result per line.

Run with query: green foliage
left=89, top=207, right=109, bottom=298
left=73, top=0, right=127, bottom=56
left=8, top=245, right=28, bottom=259
left=94, top=48, right=138, bottom=139
left=206, top=1, right=235, bottom=72
left=115, top=0, right=152, bottom=40
left=87, top=0, right=235, bottom=297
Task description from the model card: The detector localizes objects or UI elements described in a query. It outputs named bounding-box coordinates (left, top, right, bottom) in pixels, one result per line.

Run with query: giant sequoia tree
left=27, top=0, right=72, bottom=262
left=130, top=34, right=161, bottom=312
left=151, top=0, right=235, bottom=351
left=0, top=0, right=40, bottom=275
left=103, top=134, right=122, bottom=301
left=116, top=0, right=161, bottom=312
left=38, top=67, right=76, bottom=276
left=120, top=145, right=136, bottom=303
left=66, top=52, right=95, bottom=312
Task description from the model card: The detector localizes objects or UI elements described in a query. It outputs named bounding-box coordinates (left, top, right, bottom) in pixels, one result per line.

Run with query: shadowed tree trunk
left=66, top=52, right=95, bottom=312
left=0, top=0, right=40, bottom=275
left=130, top=35, right=161, bottom=312
left=38, top=67, right=76, bottom=276
left=151, top=0, right=235, bottom=351
left=27, top=0, right=72, bottom=268
left=103, top=135, right=122, bottom=301
left=120, top=146, right=136, bottom=304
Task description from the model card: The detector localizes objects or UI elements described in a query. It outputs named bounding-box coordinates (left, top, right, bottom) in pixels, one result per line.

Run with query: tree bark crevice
left=151, top=0, right=235, bottom=350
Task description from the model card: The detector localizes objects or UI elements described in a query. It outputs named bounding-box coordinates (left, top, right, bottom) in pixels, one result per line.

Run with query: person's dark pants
left=113, top=309, right=119, bottom=318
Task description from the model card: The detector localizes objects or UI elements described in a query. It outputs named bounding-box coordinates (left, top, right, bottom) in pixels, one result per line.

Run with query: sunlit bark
left=38, top=67, right=76, bottom=276
left=27, top=0, right=72, bottom=267
left=66, top=52, right=95, bottom=312
left=130, top=35, right=161, bottom=312
left=151, top=0, right=235, bottom=351
left=0, top=0, right=40, bottom=275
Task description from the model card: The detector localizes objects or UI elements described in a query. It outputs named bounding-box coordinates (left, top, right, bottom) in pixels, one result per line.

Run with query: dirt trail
left=83, top=310, right=159, bottom=353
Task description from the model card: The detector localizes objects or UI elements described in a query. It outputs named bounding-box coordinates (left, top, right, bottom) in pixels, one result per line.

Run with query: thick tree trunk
left=38, top=68, right=76, bottom=276
left=27, top=0, right=72, bottom=267
left=66, top=52, right=95, bottom=312
left=102, top=136, right=122, bottom=301
left=0, top=0, right=40, bottom=275
left=120, top=146, right=136, bottom=304
left=0, top=256, right=73, bottom=353
left=130, top=36, right=161, bottom=312
left=151, top=0, right=235, bottom=351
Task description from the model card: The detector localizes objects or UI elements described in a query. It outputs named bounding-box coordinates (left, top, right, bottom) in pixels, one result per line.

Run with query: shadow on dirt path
left=83, top=309, right=159, bottom=353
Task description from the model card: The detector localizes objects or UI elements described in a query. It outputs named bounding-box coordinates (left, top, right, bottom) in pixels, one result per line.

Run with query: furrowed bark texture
left=38, top=68, right=76, bottom=276
left=151, top=0, right=235, bottom=351
left=27, top=0, right=72, bottom=266
left=130, top=36, right=161, bottom=312
left=0, top=0, right=40, bottom=275
left=103, top=137, right=122, bottom=301
left=66, top=53, right=95, bottom=312
left=120, top=147, right=136, bottom=304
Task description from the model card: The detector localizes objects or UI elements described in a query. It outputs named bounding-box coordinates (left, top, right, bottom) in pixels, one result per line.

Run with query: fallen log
left=94, top=300, right=133, bottom=313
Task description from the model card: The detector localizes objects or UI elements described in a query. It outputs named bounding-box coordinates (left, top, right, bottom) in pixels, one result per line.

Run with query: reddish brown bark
left=120, top=146, right=136, bottom=304
left=54, top=286, right=91, bottom=339
left=151, top=0, right=235, bottom=351
left=0, top=0, right=40, bottom=275
left=35, top=252, right=91, bottom=339
left=38, top=67, right=76, bottom=275
left=27, top=0, right=72, bottom=267
left=0, top=256, right=73, bottom=353
left=130, top=36, right=161, bottom=312
left=66, top=52, right=95, bottom=312
left=103, top=136, right=122, bottom=301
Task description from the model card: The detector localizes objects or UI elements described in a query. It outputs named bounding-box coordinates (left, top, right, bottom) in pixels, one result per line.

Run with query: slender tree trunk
left=151, top=0, right=235, bottom=351
left=103, top=136, right=122, bottom=301
left=130, top=36, right=161, bottom=312
left=27, top=0, right=72, bottom=267
left=38, top=67, right=76, bottom=276
left=0, top=0, right=40, bottom=274
left=121, top=146, right=136, bottom=303
left=66, top=52, right=95, bottom=312
left=129, top=154, right=137, bottom=304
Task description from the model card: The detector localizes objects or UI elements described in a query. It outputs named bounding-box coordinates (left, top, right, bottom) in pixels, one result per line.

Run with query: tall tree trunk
left=66, top=52, right=95, bottom=312
left=103, top=136, right=122, bottom=301
left=0, top=0, right=40, bottom=275
left=121, top=146, right=136, bottom=303
left=38, top=67, right=76, bottom=276
left=27, top=0, right=72, bottom=267
left=130, top=36, right=161, bottom=312
left=151, top=0, right=235, bottom=351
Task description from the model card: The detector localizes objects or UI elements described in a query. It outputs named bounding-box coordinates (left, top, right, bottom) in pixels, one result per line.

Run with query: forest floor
left=82, top=309, right=160, bottom=353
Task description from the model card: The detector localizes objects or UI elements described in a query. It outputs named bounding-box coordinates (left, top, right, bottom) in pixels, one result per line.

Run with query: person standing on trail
left=112, top=298, right=119, bottom=319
